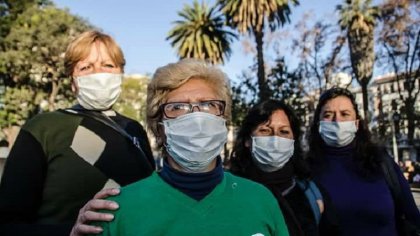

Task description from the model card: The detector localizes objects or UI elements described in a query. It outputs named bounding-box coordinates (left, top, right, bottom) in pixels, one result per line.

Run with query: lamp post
left=390, top=109, right=401, bottom=163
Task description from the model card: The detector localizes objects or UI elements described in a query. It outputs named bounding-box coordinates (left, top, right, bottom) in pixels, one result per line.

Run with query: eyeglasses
left=161, top=100, right=226, bottom=119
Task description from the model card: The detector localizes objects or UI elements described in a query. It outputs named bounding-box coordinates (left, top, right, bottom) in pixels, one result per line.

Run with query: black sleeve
left=0, top=129, right=47, bottom=223
left=0, top=223, right=72, bottom=236
left=0, top=130, right=74, bottom=236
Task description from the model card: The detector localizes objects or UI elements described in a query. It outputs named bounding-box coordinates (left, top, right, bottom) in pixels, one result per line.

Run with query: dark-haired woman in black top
left=228, top=99, right=340, bottom=236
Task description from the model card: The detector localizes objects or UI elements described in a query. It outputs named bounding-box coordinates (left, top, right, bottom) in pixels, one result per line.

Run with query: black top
left=0, top=110, right=155, bottom=235
left=231, top=161, right=341, bottom=236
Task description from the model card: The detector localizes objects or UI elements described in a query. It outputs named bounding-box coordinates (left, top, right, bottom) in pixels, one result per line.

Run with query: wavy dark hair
left=308, top=87, right=381, bottom=175
left=229, top=99, right=310, bottom=179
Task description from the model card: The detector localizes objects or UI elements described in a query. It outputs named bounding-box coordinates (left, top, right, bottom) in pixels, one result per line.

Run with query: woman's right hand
left=70, top=188, right=120, bottom=236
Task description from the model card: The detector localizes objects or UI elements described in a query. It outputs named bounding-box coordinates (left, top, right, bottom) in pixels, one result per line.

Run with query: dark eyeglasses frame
left=160, top=100, right=226, bottom=119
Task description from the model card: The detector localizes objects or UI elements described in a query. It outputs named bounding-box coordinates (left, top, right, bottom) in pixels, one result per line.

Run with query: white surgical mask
left=76, top=73, right=122, bottom=110
left=319, top=121, right=357, bottom=147
left=251, top=136, right=295, bottom=172
left=163, top=112, right=228, bottom=173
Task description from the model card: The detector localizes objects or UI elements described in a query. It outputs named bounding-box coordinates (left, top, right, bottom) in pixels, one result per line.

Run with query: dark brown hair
left=229, top=99, right=310, bottom=179
left=308, top=87, right=381, bottom=175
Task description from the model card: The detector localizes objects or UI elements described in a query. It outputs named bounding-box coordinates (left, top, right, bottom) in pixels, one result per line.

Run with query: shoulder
left=114, top=112, right=140, bottom=125
left=107, top=173, right=161, bottom=203
left=224, top=172, right=274, bottom=200
left=22, top=110, right=81, bottom=131
left=112, top=112, right=145, bottom=132
left=225, top=172, right=264, bottom=187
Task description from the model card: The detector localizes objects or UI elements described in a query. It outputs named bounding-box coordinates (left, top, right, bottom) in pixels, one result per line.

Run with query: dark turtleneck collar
left=244, top=160, right=295, bottom=194
left=159, top=158, right=224, bottom=201
left=323, top=140, right=356, bottom=157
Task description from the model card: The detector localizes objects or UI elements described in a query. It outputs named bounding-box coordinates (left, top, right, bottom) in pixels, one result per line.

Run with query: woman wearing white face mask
left=308, top=87, right=420, bottom=236
left=229, top=100, right=340, bottom=236
left=81, top=59, right=289, bottom=236
left=0, top=31, right=155, bottom=236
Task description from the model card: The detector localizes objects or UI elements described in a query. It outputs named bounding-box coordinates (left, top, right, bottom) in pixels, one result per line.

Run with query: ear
left=245, top=139, right=251, bottom=148
left=156, top=124, right=166, bottom=147
left=355, top=119, right=360, bottom=130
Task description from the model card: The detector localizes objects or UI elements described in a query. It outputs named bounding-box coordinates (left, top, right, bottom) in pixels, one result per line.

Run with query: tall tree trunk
left=361, top=82, right=369, bottom=126
left=254, top=28, right=268, bottom=101
left=348, top=29, right=374, bottom=125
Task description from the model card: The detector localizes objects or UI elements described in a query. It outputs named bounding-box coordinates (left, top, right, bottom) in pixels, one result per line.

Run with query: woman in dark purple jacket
left=307, top=87, right=420, bottom=236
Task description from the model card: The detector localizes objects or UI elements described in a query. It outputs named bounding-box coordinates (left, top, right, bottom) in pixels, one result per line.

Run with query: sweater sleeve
left=392, top=161, right=420, bottom=226
left=0, top=129, right=47, bottom=223
left=0, top=129, right=75, bottom=235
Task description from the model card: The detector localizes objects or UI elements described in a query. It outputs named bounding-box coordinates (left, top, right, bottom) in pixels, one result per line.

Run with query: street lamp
left=390, top=112, right=399, bottom=163
left=390, top=99, right=401, bottom=163
left=392, top=111, right=401, bottom=139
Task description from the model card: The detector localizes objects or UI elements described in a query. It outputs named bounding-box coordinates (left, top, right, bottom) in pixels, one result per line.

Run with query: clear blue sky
left=53, top=0, right=339, bottom=83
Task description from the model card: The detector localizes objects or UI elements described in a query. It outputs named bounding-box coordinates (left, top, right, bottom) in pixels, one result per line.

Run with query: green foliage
left=338, top=0, right=380, bottom=122
left=231, top=69, right=257, bottom=125
left=0, top=0, right=52, bottom=43
left=167, top=0, right=237, bottom=64
left=267, top=58, right=307, bottom=123
left=0, top=3, right=92, bottom=132
left=218, top=0, right=299, bottom=101
left=219, top=0, right=299, bottom=33
left=0, top=5, right=92, bottom=83
left=231, top=57, right=307, bottom=126
left=113, top=75, right=149, bottom=125
left=0, top=86, right=42, bottom=128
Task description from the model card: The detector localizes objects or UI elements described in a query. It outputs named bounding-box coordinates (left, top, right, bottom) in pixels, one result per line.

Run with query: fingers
left=71, top=200, right=117, bottom=236
left=93, top=188, right=120, bottom=199
left=70, top=188, right=120, bottom=236
left=83, top=199, right=119, bottom=212
left=82, top=210, right=115, bottom=222
left=70, top=223, right=103, bottom=236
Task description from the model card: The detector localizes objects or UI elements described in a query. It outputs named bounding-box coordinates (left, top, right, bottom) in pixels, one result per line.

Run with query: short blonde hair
left=64, top=30, right=125, bottom=76
left=147, top=59, right=232, bottom=147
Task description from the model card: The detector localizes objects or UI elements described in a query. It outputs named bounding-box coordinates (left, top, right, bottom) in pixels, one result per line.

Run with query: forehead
left=165, top=78, right=219, bottom=102
left=257, top=109, right=290, bottom=127
left=321, top=96, right=355, bottom=112
left=79, top=41, right=112, bottom=62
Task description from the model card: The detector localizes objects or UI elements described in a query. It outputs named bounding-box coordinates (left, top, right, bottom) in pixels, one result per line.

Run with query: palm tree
left=338, top=0, right=379, bottom=123
left=218, top=0, right=299, bottom=101
left=167, top=0, right=237, bottom=65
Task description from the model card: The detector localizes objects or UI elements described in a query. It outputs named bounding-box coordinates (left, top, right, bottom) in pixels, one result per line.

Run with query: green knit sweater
left=95, top=172, right=289, bottom=236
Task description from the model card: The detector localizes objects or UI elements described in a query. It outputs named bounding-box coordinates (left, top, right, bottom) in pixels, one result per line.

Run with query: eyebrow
left=258, top=123, right=291, bottom=129
left=322, top=109, right=352, bottom=113
left=101, top=60, right=116, bottom=64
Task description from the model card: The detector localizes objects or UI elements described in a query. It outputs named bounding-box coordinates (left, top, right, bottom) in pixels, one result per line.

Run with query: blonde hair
left=147, top=59, right=232, bottom=147
left=64, top=30, right=125, bottom=76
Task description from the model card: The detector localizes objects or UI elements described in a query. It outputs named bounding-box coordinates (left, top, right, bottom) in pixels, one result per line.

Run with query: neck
left=159, top=158, right=224, bottom=200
